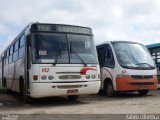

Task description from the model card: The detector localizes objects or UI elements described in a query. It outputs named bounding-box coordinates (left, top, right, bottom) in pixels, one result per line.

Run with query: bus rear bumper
left=115, top=76, right=158, bottom=91
left=29, top=81, right=100, bottom=98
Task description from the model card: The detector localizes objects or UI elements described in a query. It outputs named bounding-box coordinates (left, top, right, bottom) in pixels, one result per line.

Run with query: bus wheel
left=23, top=94, right=33, bottom=104
left=138, top=90, right=149, bottom=96
left=104, top=81, right=115, bottom=97
left=21, top=80, right=33, bottom=104
left=4, top=80, right=10, bottom=94
left=67, top=95, right=79, bottom=101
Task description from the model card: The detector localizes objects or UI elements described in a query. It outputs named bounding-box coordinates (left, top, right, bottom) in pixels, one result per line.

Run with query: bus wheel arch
left=4, top=78, right=10, bottom=94
left=103, top=78, right=115, bottom=97
left=19, top=76, right=33, bottom=103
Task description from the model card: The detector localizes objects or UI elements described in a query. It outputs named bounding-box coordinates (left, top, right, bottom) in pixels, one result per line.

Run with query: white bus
left=97, top=41, right=158, bottom=96
left=1, top=23, right=100, bottom=103
left=0, top=58, right=2, bottom=87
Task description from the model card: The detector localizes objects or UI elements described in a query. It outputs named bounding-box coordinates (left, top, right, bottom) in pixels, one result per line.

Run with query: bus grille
left=57, top=85, right=83, bottom=89
left=59, top=75, right=81, bottom=79
left=129, top=82, right=154, bottom=85
left=131, top=75, right=153, bottom=79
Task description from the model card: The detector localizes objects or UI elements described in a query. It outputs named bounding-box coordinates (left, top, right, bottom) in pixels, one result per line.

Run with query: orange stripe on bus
left=116, top=76, right=158, bottom=91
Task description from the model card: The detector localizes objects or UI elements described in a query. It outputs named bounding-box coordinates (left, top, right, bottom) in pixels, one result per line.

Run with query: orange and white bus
left=1, top=23, right=100, bottom=103
left=96, top=41, right=158, bottom=96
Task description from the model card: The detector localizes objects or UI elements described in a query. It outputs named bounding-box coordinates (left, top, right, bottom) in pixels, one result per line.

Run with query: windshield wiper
left=53, top=43, right=61, bottom=66
left=135, top=63, right=154, bottom=68
left=70, top=42, right=87, bottom=67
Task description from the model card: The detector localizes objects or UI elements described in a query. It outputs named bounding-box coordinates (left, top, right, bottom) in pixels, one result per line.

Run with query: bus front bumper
left=29, top=81, right=100, bottom=98
left=116, top=76, right=158, bottom=91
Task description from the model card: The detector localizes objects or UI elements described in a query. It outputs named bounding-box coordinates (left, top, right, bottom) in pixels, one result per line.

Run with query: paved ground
left=0, top=90, right=160, bottom=115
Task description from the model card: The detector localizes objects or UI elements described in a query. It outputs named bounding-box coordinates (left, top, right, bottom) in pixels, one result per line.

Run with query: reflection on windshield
left=112, top=42, right=155, bottom=69
left=33, top=33, right=69, bottom=63
left=33, top=33, right=98, bottom=64
left=68, top=34, right=98, bottom=64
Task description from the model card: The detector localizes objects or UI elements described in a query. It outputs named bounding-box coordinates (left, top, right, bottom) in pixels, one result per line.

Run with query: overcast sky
left=0, top=0, right=160, bottom=53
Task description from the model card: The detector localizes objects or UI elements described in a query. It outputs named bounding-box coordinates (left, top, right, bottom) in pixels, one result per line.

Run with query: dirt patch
left=0, top=90, right=160, bottom=114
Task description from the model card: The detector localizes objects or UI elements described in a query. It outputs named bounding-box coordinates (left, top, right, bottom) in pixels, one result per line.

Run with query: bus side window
left=104, top=45, right=115, bottom=68
left=9, top=46, right=13, bottom=64
left=19, top=35, right=25, bottom=59
left=13, top=40, right=19, bottom=61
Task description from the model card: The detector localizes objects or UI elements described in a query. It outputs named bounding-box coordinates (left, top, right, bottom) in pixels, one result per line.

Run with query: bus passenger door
left=25, top=35, right=31, bottom=94
left=97, top=45, right=105, bottom=88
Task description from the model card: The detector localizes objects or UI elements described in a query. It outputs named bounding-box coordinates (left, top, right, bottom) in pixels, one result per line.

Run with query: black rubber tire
left=138, top=90, right=149, bottom=96
left=21, top=79, right=33, bottom=104
left=19, top=78, right=23, bottom=95
left=23, top=93, right=33, bottom=104
left=4, top=80, right=10, bottom=94
left=104, top=81, right=115, bottom=97
left=67, top=95, right=79, bottom=101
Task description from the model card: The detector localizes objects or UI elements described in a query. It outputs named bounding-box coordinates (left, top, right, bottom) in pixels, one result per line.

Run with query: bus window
left=18, top=46, right=25, bottom=59
left=9, top=55, right=12, bottom=64
left=20, top=35, right=25, bottom=47
left=13, top=51, right=18, bottom=61
left=33, top=33, right=69, bottom=63
left=68, top=34, right=98, bottom=64
left=18, top=35, right=25, bottom=59
left=14, top=41, right=19, bottom=52
left=9, top=46, right=13, bottom=55
left=97, top=46, right=105, bottom=67
left=104, top=45, right=115, bottom=68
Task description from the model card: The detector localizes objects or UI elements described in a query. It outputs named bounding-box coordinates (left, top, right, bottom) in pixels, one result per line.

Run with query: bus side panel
left=4, top=59, right=24, bottom=92
left=100, top=67, right=114, bottom=89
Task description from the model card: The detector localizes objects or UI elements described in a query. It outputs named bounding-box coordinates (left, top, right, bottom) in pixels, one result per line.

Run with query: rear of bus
left=28, top=23, right=100, bottom=100
left=97, top=41, right=157, bottom=96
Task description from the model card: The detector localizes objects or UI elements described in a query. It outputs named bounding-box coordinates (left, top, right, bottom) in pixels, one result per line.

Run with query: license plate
left=67, top=89, right=78, bottom=94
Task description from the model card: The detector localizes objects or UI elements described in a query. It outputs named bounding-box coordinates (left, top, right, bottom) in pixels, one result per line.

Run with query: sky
left=0, top=0, right=160, bottom=53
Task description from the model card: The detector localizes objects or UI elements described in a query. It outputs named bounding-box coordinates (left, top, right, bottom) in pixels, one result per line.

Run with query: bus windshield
left=33, top=33, right=98, bottom=64
left=112, top=42, right=155, bottom=69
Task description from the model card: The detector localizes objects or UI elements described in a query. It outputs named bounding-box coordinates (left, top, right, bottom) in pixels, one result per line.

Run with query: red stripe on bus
left=80, top=67, right=96, bottom=75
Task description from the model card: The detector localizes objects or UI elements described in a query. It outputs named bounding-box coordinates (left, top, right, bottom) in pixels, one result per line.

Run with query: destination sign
left=31, top=24, right=92, bottom=35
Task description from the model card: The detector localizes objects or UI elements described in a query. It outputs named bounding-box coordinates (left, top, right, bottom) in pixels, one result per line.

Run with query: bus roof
left=31, top=23, right=92, bottom=35
left=146, top=43, right=160, bottom=49
left=97, top=40, right=142, bottom=46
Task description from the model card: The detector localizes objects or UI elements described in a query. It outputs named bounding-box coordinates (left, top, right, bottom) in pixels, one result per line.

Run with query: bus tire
left=67, top=95, right=79, bottom=101
left=19, top=77, right=23, bottom=95
left=4, top=79, right=10, bottom=94
left=104, top=80, right=115, bottom=97
left=23, top=94, right=33, bottom=104
left=138, top=90, right=149, bottom=96
left=21, top=79, right=33, bottom=104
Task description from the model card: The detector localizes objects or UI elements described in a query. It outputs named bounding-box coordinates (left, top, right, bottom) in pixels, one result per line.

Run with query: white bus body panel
left=29, top=64, right=100, bottom=98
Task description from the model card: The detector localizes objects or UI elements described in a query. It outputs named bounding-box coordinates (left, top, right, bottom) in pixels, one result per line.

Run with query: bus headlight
left=41, top=75, right=47, bottom=80
left=91, top=75, right=96, bottom=79
left=86, top=75, right=90, bottom=79
left=48, top=75, right=54, bottom=80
